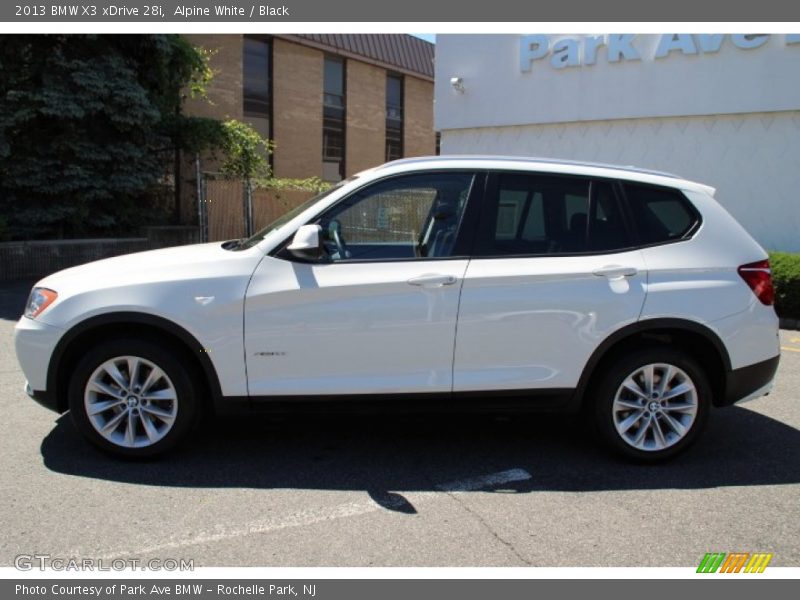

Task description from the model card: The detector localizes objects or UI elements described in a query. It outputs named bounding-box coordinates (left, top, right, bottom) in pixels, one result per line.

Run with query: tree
left=0, top=35, right=212, bottom=239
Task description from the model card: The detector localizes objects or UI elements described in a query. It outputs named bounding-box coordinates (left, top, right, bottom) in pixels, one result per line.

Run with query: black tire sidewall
left=593, top=347, right=711, bottom=462
left=68, top=338, right=197, bottom=458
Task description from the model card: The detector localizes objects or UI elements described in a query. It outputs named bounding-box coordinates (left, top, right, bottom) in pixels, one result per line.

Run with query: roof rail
left=381, top=155, right=682, bottom=179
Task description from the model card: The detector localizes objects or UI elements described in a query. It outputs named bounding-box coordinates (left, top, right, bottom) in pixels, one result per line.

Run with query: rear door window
left=474, top=173, right=632, bottom=256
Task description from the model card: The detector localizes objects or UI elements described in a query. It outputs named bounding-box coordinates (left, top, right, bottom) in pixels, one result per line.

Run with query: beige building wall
left=180, top=35, right=246, bottom=228
left=403, top=75, right=436, bottom=157
left=345, top=61, right=386, bottom=175
left=180, top=35, right=435, bottom=234
left=272, top=38, right=324, bottom=179
left=184, top=34, right=244, bottom=121
left=184, top=35, right=435, bottom=177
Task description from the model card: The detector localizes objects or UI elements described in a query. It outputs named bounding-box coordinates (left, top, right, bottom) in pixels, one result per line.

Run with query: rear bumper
left=721, top=354, right=780, bottom=406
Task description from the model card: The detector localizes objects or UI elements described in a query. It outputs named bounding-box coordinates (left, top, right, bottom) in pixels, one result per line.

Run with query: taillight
left=738, top=260, right=775, bottom=305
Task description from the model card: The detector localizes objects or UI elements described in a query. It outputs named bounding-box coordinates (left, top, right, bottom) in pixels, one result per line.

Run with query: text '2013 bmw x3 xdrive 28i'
left=15, top=157, right=780, bottom=461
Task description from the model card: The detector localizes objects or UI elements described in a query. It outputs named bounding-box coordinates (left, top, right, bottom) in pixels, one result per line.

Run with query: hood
left=37, top=241, right=263, bottom=296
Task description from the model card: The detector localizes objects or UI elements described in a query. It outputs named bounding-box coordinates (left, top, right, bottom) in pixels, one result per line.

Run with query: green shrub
left=769, top=251, right=800, bottom=320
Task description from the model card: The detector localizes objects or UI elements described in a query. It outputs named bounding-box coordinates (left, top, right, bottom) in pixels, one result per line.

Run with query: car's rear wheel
left=68, top=339, right=198, bottom=458
left=593, top=348, right=710, bottom=462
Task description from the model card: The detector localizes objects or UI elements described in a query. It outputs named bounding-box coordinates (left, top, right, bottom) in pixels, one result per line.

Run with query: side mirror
left=287, top=224, right=324, bottom=261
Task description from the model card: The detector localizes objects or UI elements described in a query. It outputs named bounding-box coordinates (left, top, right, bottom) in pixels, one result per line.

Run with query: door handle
left=593, top=265, right=638, bottom=279
left=407, top=274, right=458, bottom=287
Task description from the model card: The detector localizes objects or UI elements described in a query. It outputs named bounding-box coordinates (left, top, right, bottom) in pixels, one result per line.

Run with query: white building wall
left=436, top=34, right=800, bottom=251
left=442, top=112, right=800, bottom=251
left=435, top=34, right=800, bottom=130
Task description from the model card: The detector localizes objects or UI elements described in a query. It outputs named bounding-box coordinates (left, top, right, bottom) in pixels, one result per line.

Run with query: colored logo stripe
left=744, top=553, right=773, bottom=573
left=720, top=553, right=749, bottom=573
left=697, top=553, right=726, bottom=573
left=697, top=552, right=772, bottom=573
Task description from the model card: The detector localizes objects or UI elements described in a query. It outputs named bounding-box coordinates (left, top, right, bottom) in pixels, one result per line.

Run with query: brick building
left=181, top=34, right=435, bottom=240
left=186, top=34, right=435, bottom=177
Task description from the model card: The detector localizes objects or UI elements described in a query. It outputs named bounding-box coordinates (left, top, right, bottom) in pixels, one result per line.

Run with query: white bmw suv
left=15, top=157, right=780, bottom=461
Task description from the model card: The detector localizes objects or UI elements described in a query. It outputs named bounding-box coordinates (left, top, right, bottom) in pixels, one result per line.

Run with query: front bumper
left=722, top=354, right=780, bottom=406
left=24, top=382, right=60, bottom=413
left=14, top=316, right=64, bottom=406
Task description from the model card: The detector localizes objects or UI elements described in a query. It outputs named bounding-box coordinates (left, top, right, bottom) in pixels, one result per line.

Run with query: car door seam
left=450, top=259, right=471, bottom=393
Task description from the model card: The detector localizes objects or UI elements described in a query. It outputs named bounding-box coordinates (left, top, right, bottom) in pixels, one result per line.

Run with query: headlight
left=24, top=288, right=58, bottom=319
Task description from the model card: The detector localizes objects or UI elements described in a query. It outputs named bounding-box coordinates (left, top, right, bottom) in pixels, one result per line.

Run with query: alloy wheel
left=612, top=362, right=699, bottom=452
left=84, top=355, right=178, bottom=448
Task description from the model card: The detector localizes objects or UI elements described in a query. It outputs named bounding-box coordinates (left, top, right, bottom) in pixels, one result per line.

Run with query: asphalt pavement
left=0, top=280, right=798, bottom=567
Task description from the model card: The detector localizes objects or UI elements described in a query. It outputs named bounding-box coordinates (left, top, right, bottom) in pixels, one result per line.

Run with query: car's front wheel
left=593, top=347, right=710, bottom=462
left=68, top=339, right=199, bottom=458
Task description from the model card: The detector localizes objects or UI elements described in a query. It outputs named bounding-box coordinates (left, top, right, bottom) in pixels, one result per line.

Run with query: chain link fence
left=197, top=171, right=316, bottom=243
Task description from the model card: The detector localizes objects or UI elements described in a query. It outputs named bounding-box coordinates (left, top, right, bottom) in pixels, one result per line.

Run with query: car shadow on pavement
left=40, top=405, right=800, bottom=502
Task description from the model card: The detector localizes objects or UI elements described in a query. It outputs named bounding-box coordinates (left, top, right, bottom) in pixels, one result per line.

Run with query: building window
left=323, top=56, right=346, bottom=182
left=243, top=37, right=271, bottom=144
left=385, top=74, right=404, bottom=162
left=435, top=132, right=441, bottom=155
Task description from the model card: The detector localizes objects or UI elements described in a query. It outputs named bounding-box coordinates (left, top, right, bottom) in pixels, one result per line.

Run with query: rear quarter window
left=624, top=183, right=699, bottom=245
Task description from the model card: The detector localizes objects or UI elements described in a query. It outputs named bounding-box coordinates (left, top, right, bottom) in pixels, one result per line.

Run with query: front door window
left=316, top=172, right=475, bottom=261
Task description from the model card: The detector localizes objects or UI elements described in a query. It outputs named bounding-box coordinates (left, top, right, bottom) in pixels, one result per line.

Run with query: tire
left=68, top=338, right=199, bottom=458
left=592, top=347, right=710, bottom=462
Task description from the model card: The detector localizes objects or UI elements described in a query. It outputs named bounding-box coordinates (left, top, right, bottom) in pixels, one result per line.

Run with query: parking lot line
left=94, top=468, right=532, bottom=560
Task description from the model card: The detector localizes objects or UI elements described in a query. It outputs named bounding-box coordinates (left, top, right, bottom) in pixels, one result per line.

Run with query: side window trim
left=586, top=178, right=635, bottom=252
left=272, top=170, right=486, bottom=264
left=612, top=179, right=643, bottom=248
left=473, top=171, right=499, bottom=256
left=514, top=189, right=535, bottom=240
left=449, top=171, right=487, bottom=258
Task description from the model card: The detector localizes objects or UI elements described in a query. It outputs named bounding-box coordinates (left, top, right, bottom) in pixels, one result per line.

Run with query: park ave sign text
left=520, top=34, right=800, bottom=71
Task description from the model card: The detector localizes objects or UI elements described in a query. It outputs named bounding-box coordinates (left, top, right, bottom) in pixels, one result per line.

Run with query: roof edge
left=276, top=34, right=434, bottom=82
left=377, top=155, right=716, bottom=195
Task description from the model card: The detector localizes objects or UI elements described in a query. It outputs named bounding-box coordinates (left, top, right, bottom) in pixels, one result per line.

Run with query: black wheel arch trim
left=47, top=312, right=224, bottom=412
left=573, top=317, right=732, bottom=406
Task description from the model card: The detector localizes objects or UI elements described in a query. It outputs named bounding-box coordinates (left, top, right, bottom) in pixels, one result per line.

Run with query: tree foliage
left=255, top=176, right=331, bottom=194
left=184, top=118, right=331, bottom=195
left=0, top=35, right=214, bottom=239
left=769, top=251, right=800, bottom=320
left=216, top=120, right=274, bottom=181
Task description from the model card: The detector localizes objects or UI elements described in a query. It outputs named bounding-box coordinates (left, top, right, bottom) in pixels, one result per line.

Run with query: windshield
left=237, top=178, right=354, bottom=250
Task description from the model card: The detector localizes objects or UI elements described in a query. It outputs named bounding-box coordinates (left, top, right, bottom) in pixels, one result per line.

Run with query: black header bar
left=3, top=0, right=800, bottom=23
